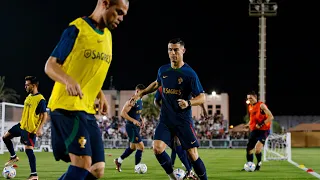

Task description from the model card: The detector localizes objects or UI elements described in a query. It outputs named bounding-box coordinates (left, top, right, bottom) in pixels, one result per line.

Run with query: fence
left=101, top=139, right=248, bottom=149
left=6, top=138, right=249, bottom=153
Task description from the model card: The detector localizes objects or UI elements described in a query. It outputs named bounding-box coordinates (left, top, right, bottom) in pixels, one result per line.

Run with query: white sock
left=118, top=157, right=123, bottom=163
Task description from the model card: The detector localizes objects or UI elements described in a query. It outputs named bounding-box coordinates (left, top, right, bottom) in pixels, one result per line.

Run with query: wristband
left=187, top=100, right=192, bottom=107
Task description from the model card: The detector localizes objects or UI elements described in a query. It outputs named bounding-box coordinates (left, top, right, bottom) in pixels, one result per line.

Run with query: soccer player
left=135, top=38, right=208, bottom=180
left=44, top=0, right=129, bottom=179
left=2, top=76, right=47, bottom=180
left=244, top=91, right=274, bottom=171
left=114, top=84, right=146, bottom=172
left=155, top=86, right=206, bottom=179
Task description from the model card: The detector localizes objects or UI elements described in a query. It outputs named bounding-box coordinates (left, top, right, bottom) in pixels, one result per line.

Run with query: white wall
left=192, top=93, right=229, bottom=121
left=103, top=90, right=229, bottom=122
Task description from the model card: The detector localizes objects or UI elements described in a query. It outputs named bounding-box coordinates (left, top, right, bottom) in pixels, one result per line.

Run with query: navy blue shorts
left=248, top=130, right=270, bottom=146
left=50, top=110, right=105, bottom=164
left=154, top=121, right=199, bottom=150
left=8, top=123, right=36, bottom=147
left=126, top=123, right=141, bottom=143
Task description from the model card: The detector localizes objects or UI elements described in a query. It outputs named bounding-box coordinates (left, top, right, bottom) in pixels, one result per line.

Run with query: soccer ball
left=135, top=163, right=147, bottom=174
left=2, top=166, right=16, bottom=179
left=173, top=168, right=186, bottom=180
left=244, top=162, right=256, bottom=172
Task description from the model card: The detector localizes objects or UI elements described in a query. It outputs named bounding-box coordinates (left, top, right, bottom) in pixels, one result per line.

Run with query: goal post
left=0, top=102, right=52, bottom=154
left=0, top=102, right=24, bottom=154
left=263, top=132, right=292, bottom=162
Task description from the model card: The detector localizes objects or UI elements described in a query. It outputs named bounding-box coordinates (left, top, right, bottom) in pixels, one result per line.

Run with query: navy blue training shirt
left=156, top=63, right=204, bottom=125
left=127, top=99, right=143, bottom=124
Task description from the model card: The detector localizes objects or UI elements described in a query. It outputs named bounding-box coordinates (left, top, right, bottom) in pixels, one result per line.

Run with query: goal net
left=0, top=102, right=52, bottom=154
left=263, top=132, right=292, bottom=161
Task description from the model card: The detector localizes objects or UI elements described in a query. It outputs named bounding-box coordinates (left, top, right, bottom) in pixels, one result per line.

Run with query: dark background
left=0, top=0, right=318, bottom=125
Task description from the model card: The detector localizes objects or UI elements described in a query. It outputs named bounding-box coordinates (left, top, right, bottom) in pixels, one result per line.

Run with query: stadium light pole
left=249, top=0, right=277, bottom=103
left=249, top=0, right=277, bottom=133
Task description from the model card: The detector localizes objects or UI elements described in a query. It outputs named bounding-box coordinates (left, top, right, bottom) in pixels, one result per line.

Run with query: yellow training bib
left=48, top=18, right=112, bottom=114
left=20, top=94, right=45, bottom=133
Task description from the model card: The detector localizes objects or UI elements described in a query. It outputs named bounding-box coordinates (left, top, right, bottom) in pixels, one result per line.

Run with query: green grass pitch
left=0, top=148, right=319, bottom=179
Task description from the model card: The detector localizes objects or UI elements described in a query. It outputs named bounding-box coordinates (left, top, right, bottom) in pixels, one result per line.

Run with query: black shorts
left=126, top=123, right=141, bottom=143
left=154, top=121, right=199, bottom=150
left=50, top=110, right=105, bottom=164
left=8, top=123, right=36, bottom=147
left=247, top=130, right=270, bottom=148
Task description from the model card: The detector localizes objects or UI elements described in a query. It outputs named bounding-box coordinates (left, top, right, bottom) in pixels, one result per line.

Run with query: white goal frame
left=0, top=102, right=52, bottom=154
left=264, top=132, right=320, bottom=179
left=263, top=132, right=292, bottom=162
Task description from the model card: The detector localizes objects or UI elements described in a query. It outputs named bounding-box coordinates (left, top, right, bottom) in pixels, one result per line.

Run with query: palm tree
left=141, top=92, right=160, bottom=119
left=0, top=76, right=20, bottom=103
left=272, top=120, right=281, bottom=133
left=243, top=113, right=249, bottom=124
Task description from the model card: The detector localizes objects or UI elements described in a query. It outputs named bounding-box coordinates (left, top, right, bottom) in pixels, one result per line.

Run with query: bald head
left=91, top=0, right=129, bottom=29
left=98, top=0, right=129, bottom=5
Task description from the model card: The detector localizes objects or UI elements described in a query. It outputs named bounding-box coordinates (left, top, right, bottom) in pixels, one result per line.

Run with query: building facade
left=192, top=92, right=229, bottom=121
left=101, top=90, right=229, bottom=122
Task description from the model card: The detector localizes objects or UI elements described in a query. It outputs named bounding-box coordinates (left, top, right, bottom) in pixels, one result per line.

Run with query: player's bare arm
left=140, top=81, right=159, bottom=97
left=36, top=112, right=48, bottom=137
left=178, top=93, right=206, bottom=109
left=260, top=104, right=274, bottom=124
left=97, top=90, right=108, bottom=115
left=200, top=103, right=208, bottom=118
left=190, top=93, right=205, bottom=106
left=140, top=117, right=145, bottom=129
left=120, top=100, right=141, bottom=127
left=45, top=57, right=83, bottom=98
left=256, top=104, right=274, bottom=129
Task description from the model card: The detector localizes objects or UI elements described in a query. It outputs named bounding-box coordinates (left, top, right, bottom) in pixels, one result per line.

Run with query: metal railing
left=102, top=139, right=248, bottom=149
left=2, top=139, right=248, bottom=153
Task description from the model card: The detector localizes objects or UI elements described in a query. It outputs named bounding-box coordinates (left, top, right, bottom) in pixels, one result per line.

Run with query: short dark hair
left=135, top=84, right=145, bottom=90
left=25, top=76, right=39, bottom=86
left=168, top=38, right=185, bottom=47
left=247, top=91, right=257, bottom=98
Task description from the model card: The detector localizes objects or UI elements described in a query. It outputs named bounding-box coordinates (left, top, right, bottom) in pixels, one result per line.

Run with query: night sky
left=0, top=0, right=318, bottom=125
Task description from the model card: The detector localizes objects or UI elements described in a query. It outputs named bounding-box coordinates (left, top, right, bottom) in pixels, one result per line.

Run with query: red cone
left=307, top=169, right=314, bottom=172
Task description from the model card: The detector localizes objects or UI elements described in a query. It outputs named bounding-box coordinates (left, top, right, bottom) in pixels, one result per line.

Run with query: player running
left=155, top=86, right=206, bottom=179
left=2, top=76, right=47, bottom=180
left=134, top=38, right=208, bottom=180
left=45, top=0, right=129, bottom=179
left=244, top=91, right=274, bottom=171
left=114, top=84, right=146, bottom=173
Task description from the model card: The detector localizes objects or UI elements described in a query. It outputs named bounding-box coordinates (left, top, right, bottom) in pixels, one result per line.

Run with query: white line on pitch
left=288, top=160, right=320, bottom=179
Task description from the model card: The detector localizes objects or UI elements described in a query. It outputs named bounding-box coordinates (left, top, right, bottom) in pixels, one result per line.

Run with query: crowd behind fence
left=18, top=113, right=250, bottom=151
left=96, top=113, right=247, bottom=141
left=28, top=138, right=248, bottom=151
left=1, top=102, right=253, bottom=151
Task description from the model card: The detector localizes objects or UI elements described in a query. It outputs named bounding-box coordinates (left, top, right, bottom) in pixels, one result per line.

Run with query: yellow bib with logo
left=20, top=94, right=45, bottom=133
left=48, top=18, right=112, bottom=114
